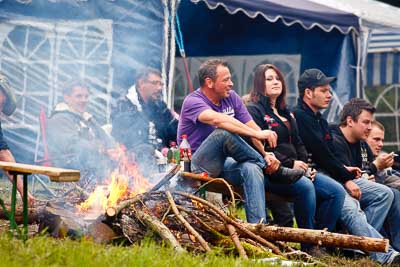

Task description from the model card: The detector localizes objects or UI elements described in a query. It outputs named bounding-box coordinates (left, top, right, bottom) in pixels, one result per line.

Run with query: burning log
left=105, top=195, right=142, bottom=218
left=150, top=164, right=181, bottom=192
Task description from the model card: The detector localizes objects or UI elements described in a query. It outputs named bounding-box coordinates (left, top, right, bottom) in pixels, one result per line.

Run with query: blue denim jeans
left=266, top=173, right=345, bottom=231
left=340, top=179, right=398, bottom=264
left=382, top=188, right=400, bottom=252
left=191, top=129, right=267, bottom=223
left=313, top=173, right=346, bottom=231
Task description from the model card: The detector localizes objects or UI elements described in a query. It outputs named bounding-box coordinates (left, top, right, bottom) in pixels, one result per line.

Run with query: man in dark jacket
left=111, top=68, right=178, bottom=151
left=331, top=98, right=400, bottom=252
left=111, top=68, right=178, bottom=175
left=293, top=69, right=400, bottom=264
left=47, top=82, right=116, bottom=180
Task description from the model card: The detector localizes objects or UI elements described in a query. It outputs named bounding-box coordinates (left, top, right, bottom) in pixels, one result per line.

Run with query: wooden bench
left=179, top=171, right=291, bottom=203
left=0, top=161, right=80, bottom=239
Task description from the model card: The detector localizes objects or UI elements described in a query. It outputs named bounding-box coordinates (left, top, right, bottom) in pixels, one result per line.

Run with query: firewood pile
left=101, top=190, right=388, bottom=262
left=106, top=190, right=299, bottom=260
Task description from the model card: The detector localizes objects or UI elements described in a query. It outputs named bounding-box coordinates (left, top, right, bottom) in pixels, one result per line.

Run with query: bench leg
left=9, top=173, right=28, bottom=240
left=10, top=174, right=17, bottom=230
left=22, top=174, right=28, bottom=240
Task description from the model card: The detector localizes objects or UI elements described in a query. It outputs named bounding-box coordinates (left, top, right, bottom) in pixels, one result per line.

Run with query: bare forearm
left=200, top=110, right=259, bottom=138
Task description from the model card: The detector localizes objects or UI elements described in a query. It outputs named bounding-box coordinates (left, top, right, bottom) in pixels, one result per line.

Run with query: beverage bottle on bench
left=167, top=141, right=180, bottom=164
left=179, top=134, right=192, bottom=172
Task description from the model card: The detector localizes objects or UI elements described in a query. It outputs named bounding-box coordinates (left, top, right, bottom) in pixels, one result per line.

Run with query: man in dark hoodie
left=293, top=69, right=400, bottom=264
left=331, top=98, right=400, bottom=252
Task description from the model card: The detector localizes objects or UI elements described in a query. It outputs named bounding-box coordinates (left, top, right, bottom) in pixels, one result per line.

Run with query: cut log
left=245, top=224, right=389, bottom=253
left=87, top=221, right=117, bottom=244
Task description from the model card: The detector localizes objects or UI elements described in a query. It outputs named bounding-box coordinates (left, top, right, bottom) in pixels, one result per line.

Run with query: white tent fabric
left=309, top=0, right=400, bottom=30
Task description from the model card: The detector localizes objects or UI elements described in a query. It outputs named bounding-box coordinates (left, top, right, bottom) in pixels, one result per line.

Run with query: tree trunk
left=245, top=224, right=388, bottom=253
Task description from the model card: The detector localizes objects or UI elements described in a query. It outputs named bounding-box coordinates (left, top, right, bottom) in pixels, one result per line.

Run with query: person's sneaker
left=269, top=166, right=304, bottom=184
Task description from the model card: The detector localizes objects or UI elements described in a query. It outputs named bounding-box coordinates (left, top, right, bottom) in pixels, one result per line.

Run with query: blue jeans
left=313, top=173, right=346, bottom=231
left=266, top=173, right=345, bottom=231
left=382, top=188, right=400, bottom=251
left=340, top=179, right=397, bottom=264
left=191, top=129, right=267, bottom=223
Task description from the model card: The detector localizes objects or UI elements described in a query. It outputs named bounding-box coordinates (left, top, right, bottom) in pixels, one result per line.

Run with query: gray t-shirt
left=177, top=88, right=252, bottom=152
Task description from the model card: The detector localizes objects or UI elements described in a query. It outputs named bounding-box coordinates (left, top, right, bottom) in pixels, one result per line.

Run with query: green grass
left=0, top=232, right=385, bottom=267
left=0, top=233, right=285, bottom=267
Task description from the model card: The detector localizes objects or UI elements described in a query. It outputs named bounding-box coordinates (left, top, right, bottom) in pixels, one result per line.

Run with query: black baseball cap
left=298, top=68, right=336, bottom=94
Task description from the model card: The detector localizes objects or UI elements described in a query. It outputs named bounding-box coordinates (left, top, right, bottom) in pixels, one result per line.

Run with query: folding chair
left=31, top=106, right=56, bottom=197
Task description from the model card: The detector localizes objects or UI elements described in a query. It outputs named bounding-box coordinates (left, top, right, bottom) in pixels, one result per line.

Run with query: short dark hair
left=249, top=64, right=287, bottom=110
left=372, top=120, right=385, bottom=131
left=62, top=80, right=90, bottom=96
left=339, top=98, right=376, bottom=126
left=135, top=67, right=161, bottom=84
left=198, top=59, right=228, bottom=87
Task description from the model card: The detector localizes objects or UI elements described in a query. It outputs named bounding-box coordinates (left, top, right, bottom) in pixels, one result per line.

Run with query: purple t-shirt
left=177, top=88, right=252, bottom=152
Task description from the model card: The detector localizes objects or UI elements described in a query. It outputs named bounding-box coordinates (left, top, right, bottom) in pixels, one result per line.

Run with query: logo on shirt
left=324, top=133, right=332, bottom=140
left=223, top=107, right=235, bottom=117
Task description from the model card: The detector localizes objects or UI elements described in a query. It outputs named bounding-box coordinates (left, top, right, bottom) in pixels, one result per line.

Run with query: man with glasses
left=111, top=68, right=178, bottom=176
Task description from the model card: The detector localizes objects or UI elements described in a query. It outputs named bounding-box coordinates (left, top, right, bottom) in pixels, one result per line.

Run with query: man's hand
left=264, top=152, right=280, bottom=173
left=344, top=166, right=362, bottom=178
left=309, top=169, right=317, bottom=182
left=255, top=130, right=277, bottom=148
left=293, top=160, right=308, bottom=172
left=368, top=174, right=376, bottom=182
left=345, top=180, right=362, bottom=200
left=373, top=152, right=395, bottom=171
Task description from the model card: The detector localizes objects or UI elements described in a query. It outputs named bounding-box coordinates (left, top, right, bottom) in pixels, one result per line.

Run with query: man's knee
left=240, top=162, right=264, bottom=184
left=341, top=194, right=363, bottom=223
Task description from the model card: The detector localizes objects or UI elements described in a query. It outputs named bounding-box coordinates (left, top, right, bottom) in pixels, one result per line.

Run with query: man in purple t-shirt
left=177, top=59, right=303, bottom=223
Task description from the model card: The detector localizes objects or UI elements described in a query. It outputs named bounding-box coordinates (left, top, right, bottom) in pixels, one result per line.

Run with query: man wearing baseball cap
left=0, top=74, right=34, bottom=206
left=293, top=69, right=400, bottom=264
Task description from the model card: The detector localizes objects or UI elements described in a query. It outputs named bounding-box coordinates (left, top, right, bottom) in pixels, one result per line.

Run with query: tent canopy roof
left=191, top=0, right=360, bottom=34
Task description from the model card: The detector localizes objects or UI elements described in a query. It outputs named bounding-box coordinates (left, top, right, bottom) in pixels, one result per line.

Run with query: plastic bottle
left=167, top=141, right=180, bottom=164
left=179, top=134, right=192, bottom=172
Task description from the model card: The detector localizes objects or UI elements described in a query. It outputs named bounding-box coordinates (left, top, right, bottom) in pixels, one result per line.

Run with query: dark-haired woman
left=247, top=64, right=346, bottom=252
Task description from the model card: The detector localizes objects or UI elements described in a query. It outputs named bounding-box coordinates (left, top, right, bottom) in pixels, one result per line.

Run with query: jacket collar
left=53, top=102, right=92, bottom=121
left=296, top=97, right=322, bottom=119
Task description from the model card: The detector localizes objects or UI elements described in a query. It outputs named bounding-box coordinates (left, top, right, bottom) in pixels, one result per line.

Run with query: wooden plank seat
left=179, top=171, right=292, bottom=203
left=0, top=161, right=80, bottom=239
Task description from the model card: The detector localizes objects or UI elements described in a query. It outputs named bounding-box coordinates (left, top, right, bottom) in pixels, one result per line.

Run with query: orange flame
left=78, top=146, right=153, bottom=213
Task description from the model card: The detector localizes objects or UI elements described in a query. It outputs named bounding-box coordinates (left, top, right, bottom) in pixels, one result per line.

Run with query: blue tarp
left=0, top=0, right=166, bottom=163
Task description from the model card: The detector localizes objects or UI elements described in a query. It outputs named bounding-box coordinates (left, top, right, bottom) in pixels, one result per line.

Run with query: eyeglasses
left=146, top=80, right=164, bottom=86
